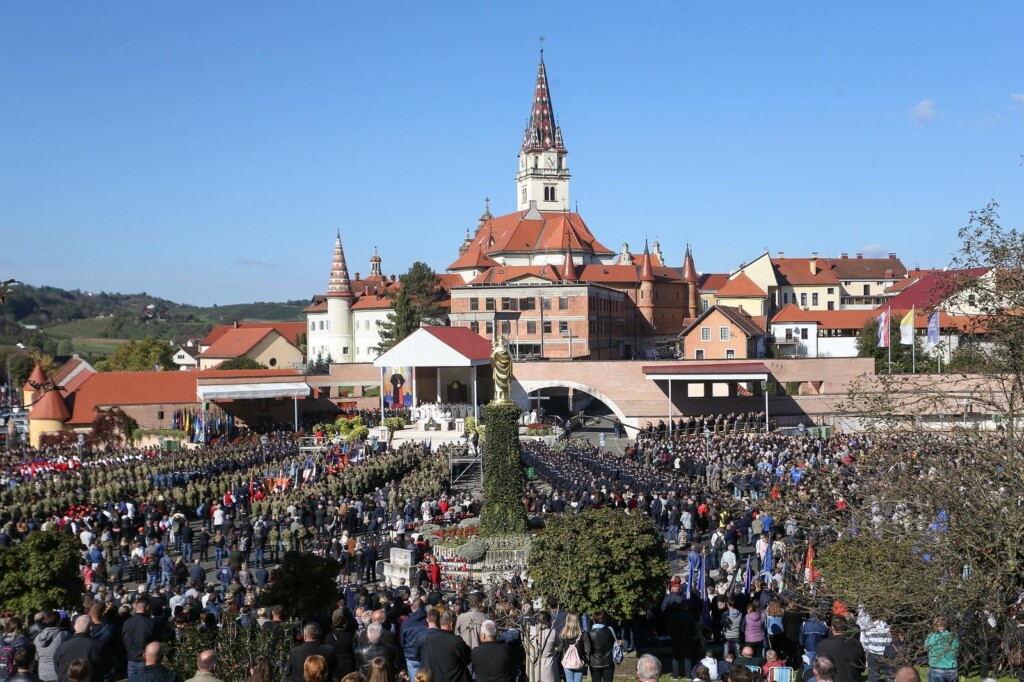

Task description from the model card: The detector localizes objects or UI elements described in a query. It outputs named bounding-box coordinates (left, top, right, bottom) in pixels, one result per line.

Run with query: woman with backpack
left=558, top=612, right=586, bottom=682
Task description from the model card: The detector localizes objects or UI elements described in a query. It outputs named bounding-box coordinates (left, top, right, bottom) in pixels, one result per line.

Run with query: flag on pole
left=762, top=543, right=773, bottom=579
left=743, top=557, right=752, bottom=594
left=877, top=311, right=889, bottom=348
left=804, top=544, right=817, bottom=583
left=685, top=561, right=694, bottom=600
left=927, top=311, right=941, bottom=345
left=900, top=307, right=915, bottom=345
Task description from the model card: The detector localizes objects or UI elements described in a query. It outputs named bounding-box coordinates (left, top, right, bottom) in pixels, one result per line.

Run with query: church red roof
left=29, top=387, right=70, bottom=421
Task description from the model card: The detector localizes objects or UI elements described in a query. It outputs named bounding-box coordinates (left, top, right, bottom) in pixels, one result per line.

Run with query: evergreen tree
left=375, top=262, right=444, bottom=352
left=218, top=357, right=268, bottom=370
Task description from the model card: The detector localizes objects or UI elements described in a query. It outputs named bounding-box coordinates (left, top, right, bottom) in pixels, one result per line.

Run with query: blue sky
left=2, top=2, right=1022, bottom=306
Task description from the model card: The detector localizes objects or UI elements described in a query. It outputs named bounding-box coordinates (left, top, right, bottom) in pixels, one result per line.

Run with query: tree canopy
left=856, top=315, right=928, bottom=373
left=375, top=262, right=444, bottom=352
left=259, top=551, right=340, bottom=621
left=103, top=337, right=176, bottom=372
left=528, top=507, right=668, bottom=619
left=0, top=530, right=83, bottom=616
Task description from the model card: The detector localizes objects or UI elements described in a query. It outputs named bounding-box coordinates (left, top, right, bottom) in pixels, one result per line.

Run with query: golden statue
left=491, top=336, right=513, bottom=403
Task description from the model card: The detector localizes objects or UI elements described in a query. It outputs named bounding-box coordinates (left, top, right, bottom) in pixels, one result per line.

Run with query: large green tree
left=529, top=508, right=668, bottom=620
left=104, top=337, right=176, bottom=372
left=0, top=530, right=83, bottom=616
left=375, top=262, right=444, bottom=353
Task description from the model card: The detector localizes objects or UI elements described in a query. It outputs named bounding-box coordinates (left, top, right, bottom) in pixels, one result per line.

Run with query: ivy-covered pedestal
left=479, top=401, right=528, bottom=537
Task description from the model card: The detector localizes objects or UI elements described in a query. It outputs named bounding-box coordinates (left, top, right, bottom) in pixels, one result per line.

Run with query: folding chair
left=769, top=666, right=795, bottom=682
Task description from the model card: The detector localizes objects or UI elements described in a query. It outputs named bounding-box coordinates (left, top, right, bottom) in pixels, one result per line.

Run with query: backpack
left=560, top=637, right=584, bottom=670
left=0, top=641, right=14, bottom=679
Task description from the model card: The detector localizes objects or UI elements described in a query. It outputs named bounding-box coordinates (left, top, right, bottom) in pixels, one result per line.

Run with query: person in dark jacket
left=815, top=617, right=865, bottom=682
left=324, top=612, right=356, bottom=681
left=9, top=643, right=39, bottom=682
left=354, top=624, right=399, bottom=678
left=399, top=600, right=428, bottom=680
left=121, top=598, right=160, bottom=680
left=134, top=642, right=181, bottom=682
left=419, top=611, right=471, bottom=682
left=583, top=612, right=616, bottom=682
left=54, top=616, right=111, bottom=682
left=286, top=624, right=335, bottom=682
left=472, top=620, right=516, bottom=682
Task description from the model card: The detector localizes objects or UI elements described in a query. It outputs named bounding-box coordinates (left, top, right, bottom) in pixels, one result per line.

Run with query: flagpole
left=887, top=305, right=892, bottom=374
left=911, top=305, right=916, bottom=374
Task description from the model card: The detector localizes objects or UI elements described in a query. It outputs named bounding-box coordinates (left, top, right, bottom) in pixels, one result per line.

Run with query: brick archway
left=512, top=379, right=631, bottom=427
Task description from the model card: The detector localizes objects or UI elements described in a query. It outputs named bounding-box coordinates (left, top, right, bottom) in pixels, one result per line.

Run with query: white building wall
left=353, top=309, right=391, bottom=363
left=817, top=337, right=859, bottom=358
left=306, top=312, right=332, bottom=362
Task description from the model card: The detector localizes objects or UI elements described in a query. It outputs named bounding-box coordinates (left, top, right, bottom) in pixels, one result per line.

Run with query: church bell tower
left=516, top=50, right=570, bottom=212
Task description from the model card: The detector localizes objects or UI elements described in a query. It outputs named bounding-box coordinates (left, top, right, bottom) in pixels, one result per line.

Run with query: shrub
left=453, top=537, right=489, bottom=563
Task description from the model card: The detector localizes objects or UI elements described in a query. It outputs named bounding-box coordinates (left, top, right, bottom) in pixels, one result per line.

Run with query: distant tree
left=375, top=262, right=445, bottom=352
left=856, top=316, right=929, bottom=373
left=218, top=357, right=267, bottom=371
left=259, top=551, right=340, bottom=621
left=56, top=339, right=74, bottom=356
left=0, top=530, right=83, bottom=616
left=305, top=351, right=333, bottom=375
left=105, top=337, right=175, bottom=371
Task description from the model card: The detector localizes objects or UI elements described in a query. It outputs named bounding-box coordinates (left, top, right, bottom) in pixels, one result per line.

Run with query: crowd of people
left=0, top=411, right=1006, bottom=682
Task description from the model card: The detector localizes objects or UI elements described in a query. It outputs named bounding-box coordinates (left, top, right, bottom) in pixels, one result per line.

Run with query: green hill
left=0, top=283, right=308, bottom=359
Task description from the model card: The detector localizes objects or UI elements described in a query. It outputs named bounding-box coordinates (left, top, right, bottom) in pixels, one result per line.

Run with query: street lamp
left=260, top=435, right=269, bottom=465
left=702, top=427, right=712, bottom=459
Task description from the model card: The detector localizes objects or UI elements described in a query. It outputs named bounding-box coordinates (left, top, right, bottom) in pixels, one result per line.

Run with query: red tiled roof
left=680, top=305, right=766, bottom=338
left=50, top=356, right=97, bottom=397
left=303, top=296, right=328, bottom=313
left=884, top=268, right=988, bottom=310
left=437, top=273, right=464, bottom=291
left=448, top=210, right=613, bottom=271
left=67, top=369, right=300, bottom=425
left=201, top=328, right=276, bottom=359
left=30, top=388, right=70, bottom=421
left=352, top=294, right=393, bottom=310
left=422, top=327, right=493, bottom=361
left=770, top=303, right=813, bottom=322
left=717, top=272, right=767, bottom=298
left=202, top=322, right=306, bottom=348
left=830, top=255, right=908, bottom=280
left=699, top=273, right=730, bottom=292
left=772, top=258, right=840, bottom=286
left=467, top=266, right=559, bottom=285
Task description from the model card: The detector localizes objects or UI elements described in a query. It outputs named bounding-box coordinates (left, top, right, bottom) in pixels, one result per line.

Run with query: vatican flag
left=899, top=307, right=915, bottom=345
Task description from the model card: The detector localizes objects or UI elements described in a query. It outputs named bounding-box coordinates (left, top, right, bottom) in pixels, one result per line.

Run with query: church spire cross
left=522, top=50, right=564, bottom=152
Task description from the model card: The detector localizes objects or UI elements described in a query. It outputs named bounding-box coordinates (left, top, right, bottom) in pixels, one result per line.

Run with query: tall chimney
left=778, top=251, right=785, bottom=258
left=841, top=253, right=848, bottom=259
left=856, top=253, right=863, bottom=259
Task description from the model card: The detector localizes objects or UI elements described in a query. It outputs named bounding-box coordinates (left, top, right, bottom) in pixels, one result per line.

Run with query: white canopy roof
left=373, top=326, right=492, bottom=368
left=196, top=381, right=310, bottom=401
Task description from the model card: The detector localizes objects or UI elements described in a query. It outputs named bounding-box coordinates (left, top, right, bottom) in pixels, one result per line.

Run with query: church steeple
left=516, top=50, right=570, bottom=212
left=327, top=229, right=353, bottom=299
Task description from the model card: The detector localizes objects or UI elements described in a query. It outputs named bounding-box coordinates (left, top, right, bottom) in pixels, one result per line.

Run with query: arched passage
left=511, top=379, right=634, bottom=429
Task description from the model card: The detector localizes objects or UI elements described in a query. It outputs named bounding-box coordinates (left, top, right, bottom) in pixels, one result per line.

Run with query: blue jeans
left=182, top=543, right=193, bottom=563
left=214, top=547, right=224, bottom=567
left=564, top=669, right=583, bottom=682
left=407, top=660, right=420, bottom=680
left=254, top=546, right=264, bottom=567
left=927, top=668, right=957, bottom=682
left=127, top=660, right=145, bottom=680
left=666, top=525, right=679, bottom=544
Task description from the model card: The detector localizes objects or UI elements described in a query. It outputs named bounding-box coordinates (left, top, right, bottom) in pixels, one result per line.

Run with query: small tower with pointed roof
left=28, top=374, right=69, bottom=448
left=22, top=362, right=47, bottom=408
left=516, top=50, right=570, bottom=212
left=638, top=240, right=656, bottom=327
left=682, top=244, right=700, bottom=319
left=325, top=230, right=354, bottom=363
